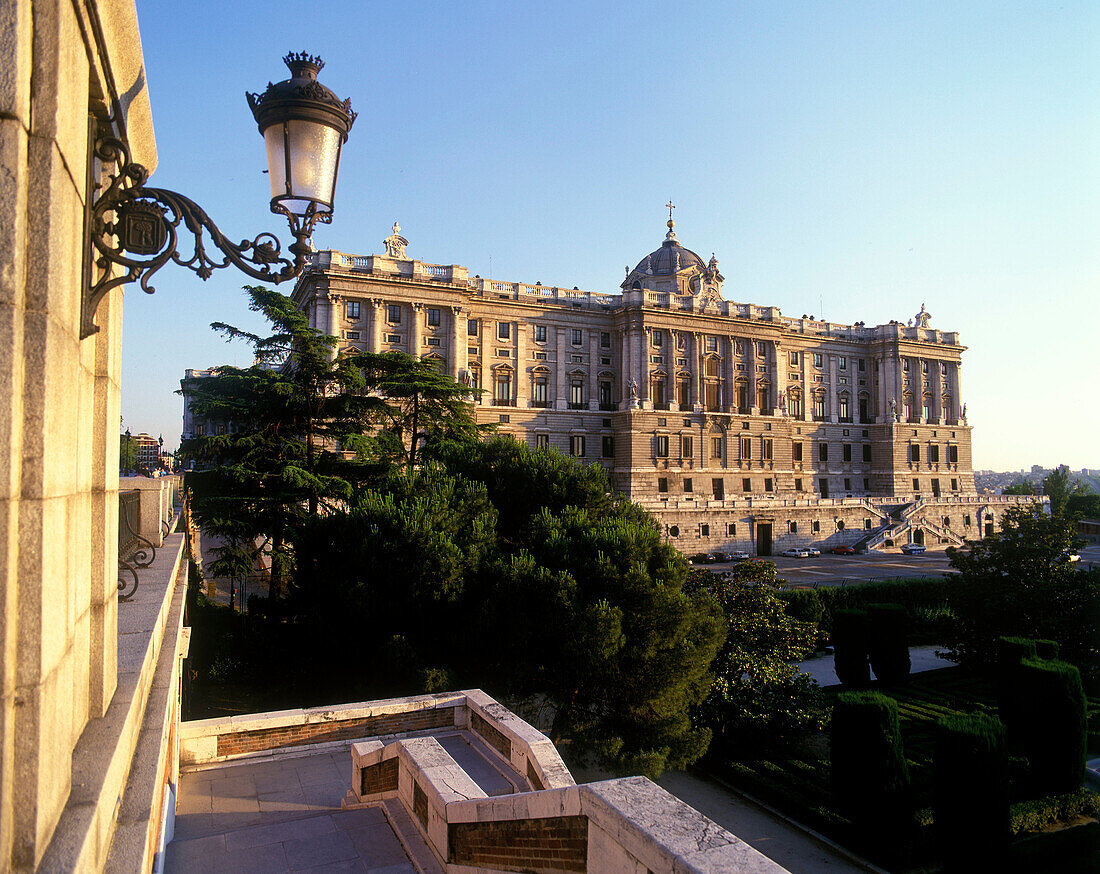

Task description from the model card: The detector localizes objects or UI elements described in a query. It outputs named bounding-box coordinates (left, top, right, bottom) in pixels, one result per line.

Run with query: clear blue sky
left=127, top=1, right=1098, bottom=471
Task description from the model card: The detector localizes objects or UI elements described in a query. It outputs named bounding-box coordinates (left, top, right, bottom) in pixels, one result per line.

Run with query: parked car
left=689, top=553, right=710, bottom=565
left=1057, top=550, right=1080, bottom=564
left=900, top=543, right=927, bottom=555
left=782, top=547, right=811, bottom=558
left=805, top=546, right=821, bottom=557
left=706, top=553, right=723, bottom=564
left=830, top=545, right=856, bottom=555
left=726, top=550, right=751, bottom=561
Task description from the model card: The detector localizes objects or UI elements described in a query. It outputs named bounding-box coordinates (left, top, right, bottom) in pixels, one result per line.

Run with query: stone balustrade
left=119, top=475, right=181, bottom=547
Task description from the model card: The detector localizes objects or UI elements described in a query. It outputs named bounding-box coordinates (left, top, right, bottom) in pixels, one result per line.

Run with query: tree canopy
left=945, top=506, right=1098, bottom=682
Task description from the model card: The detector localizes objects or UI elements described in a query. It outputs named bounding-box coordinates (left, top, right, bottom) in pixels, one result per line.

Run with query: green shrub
left=781, top=587, right=824, bottom=625
left=869, top=603, right=911, bottom=684
left=1016, top=658, right=1087, bottom=794
left=1009, top=788, right=1100, bottom=835
left=997, top=636, right=1038, bottom=740
left=833, top=609, right=870, bottom=687
left=934, top=713, right=1010, bottom=868
left=831, top=691, right=910, bottom=832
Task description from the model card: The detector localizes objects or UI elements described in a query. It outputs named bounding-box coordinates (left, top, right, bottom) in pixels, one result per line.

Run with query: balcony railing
left=492, top=398, right=515, bottom=407
left=118, top=490, right=154, bottom=601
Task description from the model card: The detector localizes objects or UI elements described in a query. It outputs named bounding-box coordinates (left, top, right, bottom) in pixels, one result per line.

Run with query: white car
left=805, top=546, right=821, bottom=557
left=900, top=543, right=927, bottom=555
left=782, top=547, right=811, bottom=558
left=726, top=550, right=751, bottom=561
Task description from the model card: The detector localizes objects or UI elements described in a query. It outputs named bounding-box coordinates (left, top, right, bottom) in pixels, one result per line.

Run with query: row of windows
left=530, top=433, right=614, bottom=459
left=909, top=444, right=960, bottom=464
left=652, top=436, right=877, bottom=464
left=471, top=321, right=613, bottom=348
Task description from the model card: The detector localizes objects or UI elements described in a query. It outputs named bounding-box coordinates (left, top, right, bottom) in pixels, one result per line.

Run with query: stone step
left=382, top=797, right=445, bottom=874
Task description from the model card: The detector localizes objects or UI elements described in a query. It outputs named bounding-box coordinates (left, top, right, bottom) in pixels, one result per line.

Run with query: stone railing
left=472, top=277, right=619, bottom=309
left=119, top=475, right=180, bottom=548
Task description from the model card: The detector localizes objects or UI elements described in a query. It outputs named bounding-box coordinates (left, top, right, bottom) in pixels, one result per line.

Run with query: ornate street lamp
left=83, top=52, right=356, bottom=338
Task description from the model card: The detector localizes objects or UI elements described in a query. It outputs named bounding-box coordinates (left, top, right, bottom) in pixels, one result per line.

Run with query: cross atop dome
left=665, top=200, right=677, bottom=241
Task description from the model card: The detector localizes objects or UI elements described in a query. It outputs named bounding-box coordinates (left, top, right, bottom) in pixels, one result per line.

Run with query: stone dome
left=632, top=238, right=707, bottom=276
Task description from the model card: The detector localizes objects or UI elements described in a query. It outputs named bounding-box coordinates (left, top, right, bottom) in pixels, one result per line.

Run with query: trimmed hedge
left=869, top=603, right=911, bottom=684
left=833, top=609, right=870, bottom=687
left=831, top=691, right=910, bottom=831
left=997, top=636, right=1038, bottom=741
left=934, top=713, right=1010, bottom=868
left=1009, top=788, right=1100, bottom=835
left=1016, top=658, right=1087, bottom=795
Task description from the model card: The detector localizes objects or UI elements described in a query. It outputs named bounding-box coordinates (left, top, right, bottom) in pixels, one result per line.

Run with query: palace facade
left=286, top=219, right=1025, bottom=555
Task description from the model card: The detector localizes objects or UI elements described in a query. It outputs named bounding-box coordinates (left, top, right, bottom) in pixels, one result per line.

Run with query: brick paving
left=166, top=748, right=416, bottom=873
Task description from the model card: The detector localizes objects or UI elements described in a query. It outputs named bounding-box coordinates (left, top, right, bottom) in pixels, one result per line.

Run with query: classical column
left=828, top=355, right=839, bottom=423
left=516, top=318, right=528, bottom=407
left=747, top=338, right=759, bottom=415
left=409, top=303, right=423, bottom=359
left=691, top=332, right=702, bottom=412
left=931, top=361, right=943, bottom=423
left=801, top=349, right=811, bottom=421
left=876, top=356, right=887, bottom=423
left=588, top=329, right=599, bottom=410
left=620, top=328, right=632, bottom=409
left=555, top=327, right=567, bottom=409
left=369, top=298, right=384, bottom=352
left=637, top=327, right=649, bottom=408
left=772, top=339, right=786, bottom=416
left=950, top=362, right=962, bottom=423
left=450, top=305, right=464, bottom=380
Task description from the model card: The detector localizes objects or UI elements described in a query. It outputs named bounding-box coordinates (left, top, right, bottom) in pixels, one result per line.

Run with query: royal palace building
left=277, top=217, right=1029, bottom=556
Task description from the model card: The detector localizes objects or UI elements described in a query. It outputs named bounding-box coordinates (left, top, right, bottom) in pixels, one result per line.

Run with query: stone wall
left=0, top=0, right=156, bottom=868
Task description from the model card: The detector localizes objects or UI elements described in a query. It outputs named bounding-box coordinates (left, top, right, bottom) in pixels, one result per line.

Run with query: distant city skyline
left=125, top=1, right=1098, bottom=469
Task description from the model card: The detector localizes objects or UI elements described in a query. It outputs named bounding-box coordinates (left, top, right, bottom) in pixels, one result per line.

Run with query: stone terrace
left=167, top=691, right=790, bottom=873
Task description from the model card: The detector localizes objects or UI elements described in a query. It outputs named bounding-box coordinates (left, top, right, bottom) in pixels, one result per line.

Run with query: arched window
left=838, top=393, right=851, bottom=423
left=788, top=388, right=803, bottom=418
left=813, top=392, right=826, bottom=421
left=922, top=393, right=933, bottom=421
left=531, top=367, right=550, bottom=408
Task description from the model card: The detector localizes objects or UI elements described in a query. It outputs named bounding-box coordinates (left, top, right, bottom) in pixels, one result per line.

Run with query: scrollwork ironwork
left=118, top=489, right=156, bottom=601
left=83, top=129, right=315, bottom=339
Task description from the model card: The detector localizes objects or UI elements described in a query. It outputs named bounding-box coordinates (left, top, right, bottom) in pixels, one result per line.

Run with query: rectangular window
left=759, top=437, right=772, bottom=460
left=948, top=444, right=958, bottom=463
left=795, top=477, right=803, bottom=491
left=930, top=445, right=940, bottom=463
left=789, top=521, right=798, bottom=534
left=913, top=478, right=921, bottom=491
left=740, top=436, right=751, bottom=460
left=700, top=523, right=709, bottom=536
left=344, top=331, right=360, bottom=340
left=602, top=435, right=614, bottom=458
left=533, top=381, right=548, bottom=406
left=569, top=381, right=584, bottom=409
left=533, top=351, right=547, bottom=360
left=903, top=359, right=910, bottom=372
left=570, top=435, right=585, bottom=457
left=345, top=301, right=360, bottom=319
left=469, top=346, right=479, bottom=357
left=497, top=322, right=510, bottom=340
left=468, top=318, right=479, bottom=336
left=656, top=435, right=669, bottom=457
left=812, top=520, right=821, bottom=533
left=495, top=375, right=512, bottom=403
left=601, top=331, right=611, bottom=348
left=843, top=443, right=852, bottom=462
left=496, top=349, right=511, bottom=357
left=858, top=359, right=865, bottom=372
left=387, top=304, right=401, bottom=324
left=789, top=351, right=800, bottom=367
left=756, top=341, right=766, bottom=356
left=844, top=477, right=851, bottom=491
left=572, top=328, right=583, bottom=346
left=819, top=443, right=828, bottom=463
left=793, top=442, right=803, bottom=462
left=813, top=353, right=823, bottom=368
left=535, top=433, right=549, bottom=449
left=387, top=334, right=401, bottom=344
left=684, top=478, right=693, bottom=493
left=713, top=478, right=724, bottom=499
left=652, top=330, right=663, bottom=347
left=706, top=336, right=717, bottom=352
left=922, top=360, right=929, bottom=374
left=819, top=478, right=829, bottom=497
left=682, top=435, right=693, bottom=458
left=742, top=478, right=752, bottom=492
left=839, top=357, right=847, bottom=370
left=910, top=444, right=920, bottom=463
left=535, top=324, right=547, bottom=342
left=863, top=478, right=870, bottom=490
left=658, top=477, right=668, bottom=493
left=813, top=395, right=826, bottom=420
left=964, top=514, right=971, bottom=527
left=951, top=478, right=958, bottom=491
left=499, top=415, right=510, bottom=423
left=426, top=337, right=440, bottom=346
left=599, top=381, right=612, bottom=408
left=727, top=522, right=737, bottom=535
left=764, top=477, right=773, bottom=492
left=426, top=307, right=440, bottom=326
left=862, top=444, right=872, bottom=463
left=711, top=437, right=723, bottom=460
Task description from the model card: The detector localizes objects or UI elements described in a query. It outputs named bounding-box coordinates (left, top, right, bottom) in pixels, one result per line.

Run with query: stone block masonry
left=449, top=814, right=588, bottom=873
